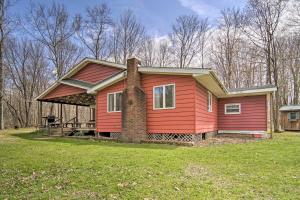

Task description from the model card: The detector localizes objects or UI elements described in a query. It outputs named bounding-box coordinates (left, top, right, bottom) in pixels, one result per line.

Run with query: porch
left=37, top=92, right=97, bottom=136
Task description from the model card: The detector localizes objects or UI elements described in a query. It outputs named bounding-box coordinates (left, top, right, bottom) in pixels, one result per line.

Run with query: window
left=153, top=84, right=175, bottom=109
left=225, top=103, right=241, bottom=114
left=208, top=91, right=212, bottom=112
left=288, top=112, right=299, bottom=121
left=107, top=91, right=122, bottom=112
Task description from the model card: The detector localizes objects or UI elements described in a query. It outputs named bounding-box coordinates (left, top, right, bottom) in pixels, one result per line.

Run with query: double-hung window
left=107, top=91, right=122, bottom=112
left=208, top=91, right=212, bottom=112
left=225, top=103, right=241, bottom=114
left=153, top=84, right=175, bottom=109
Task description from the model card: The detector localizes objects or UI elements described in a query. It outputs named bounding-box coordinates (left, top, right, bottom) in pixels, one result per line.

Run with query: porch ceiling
left=39, top=93, right=96, bottom=106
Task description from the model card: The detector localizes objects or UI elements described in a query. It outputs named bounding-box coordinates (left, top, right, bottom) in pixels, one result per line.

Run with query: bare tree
left=110, top=10, right=145, bottom=64
left=24, top=2, right=81, bottom=78
left=212, top=8, right=244, bottom=88
left=77, top=3, right=113, bottom=59
left=4, top=39, right=48, bottom=127
left=170, top=15, right=209, bottom=68
left=157, top=39, right=172, bottom=67
left=244, top=0, right=285, bottom=84
left=0, top=0, right=12, bottom=129
left=139, top=36, right=156, bottom=66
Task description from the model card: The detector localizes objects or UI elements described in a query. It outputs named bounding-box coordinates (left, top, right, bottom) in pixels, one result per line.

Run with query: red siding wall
left=71, top=63, right=121, bottom=84
left=142, top=74, right=196, bottom=134
left=96, top=80, right=126, bottom=132
left=195, top=82, right=218, bottom=133
left=218, top=95, right=267, bottom=131
left=42, top=84, right=86, bottom=99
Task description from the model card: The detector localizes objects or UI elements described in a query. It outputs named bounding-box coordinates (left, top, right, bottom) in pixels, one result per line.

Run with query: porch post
left=75, top=105, right=78, bottom=123
left=60, top=103, right=63, bottom=136
left=38, top=101, right=42, bottom=128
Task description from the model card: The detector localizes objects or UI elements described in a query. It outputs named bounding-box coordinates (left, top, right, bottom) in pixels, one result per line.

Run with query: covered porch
left=37, top=92, right=97, bottom=136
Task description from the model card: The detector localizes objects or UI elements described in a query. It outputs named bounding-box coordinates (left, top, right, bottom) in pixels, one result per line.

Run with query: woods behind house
left=1, top=0, right=299, bottom=130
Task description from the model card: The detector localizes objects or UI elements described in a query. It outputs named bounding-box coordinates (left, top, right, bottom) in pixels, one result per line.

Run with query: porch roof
left=279, top=105, right=300, bottom=112
left=38, top=93, right=96, bottom=106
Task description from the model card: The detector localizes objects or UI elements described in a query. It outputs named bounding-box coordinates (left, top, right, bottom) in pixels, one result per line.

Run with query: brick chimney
left=121, top=57, right=147, bottom=143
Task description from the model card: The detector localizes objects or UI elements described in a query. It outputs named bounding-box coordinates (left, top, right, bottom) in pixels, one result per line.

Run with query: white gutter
left=138, top=67, right=211, bottom=75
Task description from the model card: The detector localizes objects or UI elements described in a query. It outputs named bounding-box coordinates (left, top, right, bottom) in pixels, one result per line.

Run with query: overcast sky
left=12, top=0, right=247, bottom=36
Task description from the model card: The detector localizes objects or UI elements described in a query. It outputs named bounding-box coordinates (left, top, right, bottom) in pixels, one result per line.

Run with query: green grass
left=0, top=129, right=299, bottom=199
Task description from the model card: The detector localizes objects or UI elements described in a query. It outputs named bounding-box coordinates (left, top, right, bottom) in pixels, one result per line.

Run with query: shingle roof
left=279, top=105, right=300, bottom=111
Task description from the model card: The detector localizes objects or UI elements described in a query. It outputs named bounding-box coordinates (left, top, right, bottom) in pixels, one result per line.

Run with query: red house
left=36, top=57, right=276, bottom=145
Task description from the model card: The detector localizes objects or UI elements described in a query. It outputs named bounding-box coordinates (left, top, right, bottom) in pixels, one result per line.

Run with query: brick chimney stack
left=121, top=57, right=147, bottom=143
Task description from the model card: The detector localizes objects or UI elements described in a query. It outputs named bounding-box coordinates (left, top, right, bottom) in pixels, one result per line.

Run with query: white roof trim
left=60, top=80, right=90, bottom=90
left=138, top=67, right=211, bottom=75
left=87, top=71, right=127, bottom=94
left=221, top=87, right=277, bottom=98
left=61, top=58, right=126, bottom=80
left=279, top=105, right=300, bottom=111
left=35, top=82, right=60, bottom=101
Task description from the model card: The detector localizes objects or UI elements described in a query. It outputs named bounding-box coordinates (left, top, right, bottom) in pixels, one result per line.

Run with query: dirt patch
left=185, top=164, right=211, bottom=177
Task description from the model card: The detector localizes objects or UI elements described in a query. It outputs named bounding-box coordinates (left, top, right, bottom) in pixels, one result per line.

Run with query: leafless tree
left=110, top=10, right=145, bottom=64
left=4, top=39, right=48, bottom=127
left=77, top=3, right=113, bottom=59
left=244, top=0, right=285, bottom=84
left=139, top=36, right=156, bottom=66
left=212, top=8, right=244, bottom=88
left=157, top=39, right=172, bottom=67
left=24, top=2, right=81, bottom=78
left=170, top=15, right=209, bottom=68
left=0, top=0, right=12, bottom=129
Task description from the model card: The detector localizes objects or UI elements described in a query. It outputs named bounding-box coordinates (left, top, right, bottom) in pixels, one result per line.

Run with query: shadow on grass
left=11, top=130, right=179, bottom=150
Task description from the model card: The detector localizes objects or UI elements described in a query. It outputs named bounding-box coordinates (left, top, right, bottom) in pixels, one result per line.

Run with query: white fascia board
left=87, top=71, right=127, bottom=94
left=221, top=87, right=277, bottom=98
left=60, top=80, right=90, bottom=90
left=34, top=81, right=60, bottom=101
left=62, top=58, right=126, bottom=80
left=138, top=67, right=210, bottom=75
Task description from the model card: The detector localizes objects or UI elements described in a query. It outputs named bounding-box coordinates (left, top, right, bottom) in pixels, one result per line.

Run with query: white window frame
left=208, top=91, right=212, bottom=112
left=153, top=83, right=176, bottom=110
left=107, top=91, right=122, bottom=113
left=225, top=103, right=241, bottom=115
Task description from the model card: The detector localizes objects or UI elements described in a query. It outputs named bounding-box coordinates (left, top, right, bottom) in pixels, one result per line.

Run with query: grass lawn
left=0, top=129, right=299, bottom=199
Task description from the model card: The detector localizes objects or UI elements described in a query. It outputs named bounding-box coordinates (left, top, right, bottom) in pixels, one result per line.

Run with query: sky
left=12, top=0, right=247, bottom=37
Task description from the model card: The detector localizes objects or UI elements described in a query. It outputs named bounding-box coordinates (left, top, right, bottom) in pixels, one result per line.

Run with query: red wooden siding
left=142, top=74, right=196, bottom=134
left=218, top=95, right=267, bottom=131
left=71, top=63, right=122, bottom=84
left=195, top=82, right=218, bottom=133
left=96, top=80, right=126, bottom=132
left=42, top=83, right=86, bottom=100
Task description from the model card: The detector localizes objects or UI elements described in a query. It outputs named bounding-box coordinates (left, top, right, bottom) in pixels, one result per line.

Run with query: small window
left=208, top=91, right=212, bottom=112
left=225, top=103, right=241, bottom=114
left=153, top=84, right=175, bottom=109
left=288, top=112, right=298, bottom=121
left=107, top=91, right=122, bottom=112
